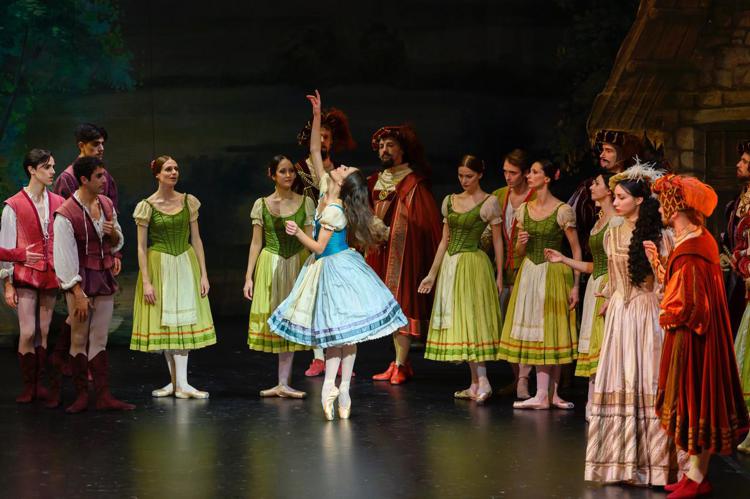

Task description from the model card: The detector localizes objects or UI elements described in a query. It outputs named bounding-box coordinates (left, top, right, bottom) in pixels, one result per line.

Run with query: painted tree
left=0, top=0, right=134, bottom=195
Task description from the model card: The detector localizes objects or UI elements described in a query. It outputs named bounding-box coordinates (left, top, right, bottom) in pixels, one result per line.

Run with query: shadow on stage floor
left=0, top=318, right=748, bottom=499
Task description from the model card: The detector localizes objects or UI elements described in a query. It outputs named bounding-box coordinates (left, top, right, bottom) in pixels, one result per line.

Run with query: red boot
left=666, top=478, right=712, bottom=498
left=34, top=346, right=49, bottom=402
left=65, top=354, right=89, bottom=414
left=304, top=359, right=325, bottom=377
left=52, top=322, right=72, bottom=377
left=372, top=361, right=396, bottom=381
left=89, top=351, right=135, bottom=411
left=16, top=352, right=36, bottom=403
left=390, top=361, right=413, bottom=385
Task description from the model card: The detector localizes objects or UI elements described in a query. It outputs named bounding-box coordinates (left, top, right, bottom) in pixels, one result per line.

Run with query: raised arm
left=307, top=90, right=326, bottom=183
left=544, top=248, right=594, bottom=274
left=286, top=220, right=334, bottom=255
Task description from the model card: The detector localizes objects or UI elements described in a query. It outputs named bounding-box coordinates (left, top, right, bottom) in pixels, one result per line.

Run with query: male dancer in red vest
left=50, top=123, right=121, bottom=376
left=1, top=149, right=63, bottom=404
left=53, top=156, right=133, bottom=413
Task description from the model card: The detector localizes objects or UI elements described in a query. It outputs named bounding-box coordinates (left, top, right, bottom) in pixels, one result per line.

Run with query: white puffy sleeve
left=0, top=206, right=17, bottom=280
left=53, top=215, right=82, bottom=290
left=186, top=194, right=201, bottom=223
left=319, top=204, right=347, bottom=231
left=556, top=203, right=576, bottom=230
left=480, top=196, right=502, bottom=225
left=250, top=198, right=264, bottom=226
left=132, top=200, right=152, bottom=227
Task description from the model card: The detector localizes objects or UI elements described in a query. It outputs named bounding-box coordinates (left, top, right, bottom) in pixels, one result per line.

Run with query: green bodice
left=446, top=195, right=489, bottom=256
left=590, top=221, right=609, bottom=279
left=262, top=199, right=306, bottom=258
left=524, top=203, right=565, bottom=264
left=147, top=197, right=191, bottom=256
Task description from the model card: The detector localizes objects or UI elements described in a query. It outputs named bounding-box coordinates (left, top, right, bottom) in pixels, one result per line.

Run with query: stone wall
left=656, top=5, right=750, bottom=177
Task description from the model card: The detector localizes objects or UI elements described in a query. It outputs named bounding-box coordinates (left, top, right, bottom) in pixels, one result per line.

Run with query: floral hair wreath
left=608, top=157, right=664, bottom=191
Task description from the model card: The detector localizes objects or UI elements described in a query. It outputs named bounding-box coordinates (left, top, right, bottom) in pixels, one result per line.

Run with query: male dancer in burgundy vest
left=721, top=140, right=750, bottom=334
left=50, top=123, right=121, bottom=376
left=293, top=107, right=356, bottom=376
left=0, top=149, right=63, bottom=404
left=53, top=156, right=133, bottom=413
left=368, top=125, right=441, bottom=384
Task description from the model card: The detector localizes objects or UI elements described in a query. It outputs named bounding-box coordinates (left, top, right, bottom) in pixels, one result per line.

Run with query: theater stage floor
left=0, top=319, right=748, bottom=499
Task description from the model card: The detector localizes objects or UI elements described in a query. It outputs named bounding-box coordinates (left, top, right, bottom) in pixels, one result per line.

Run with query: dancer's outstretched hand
left=306, top=89, right=321, bottom=115
left=4, top=281, right=17, bottom=309
left=200, top=276, right=210, bottom=297
left=598, top=298, right=610, bottom=317
left=285, top=220, right=300, bottom=236
left=516, top=230, right=529, bottom=247
left=243, top=278, right=254, bottom=300
left=568, top=285, right=579, bottom=310
left=73, top=293, right=91, bottom=322
left=143, top=282, right=157, bottom=305
left=24, top=242, right=42, bottom=265
left=544, top=248, right=564, bottom=263
left=112, top=256, right=122, bottom=276
left=418, top=274, right=435, bottom=294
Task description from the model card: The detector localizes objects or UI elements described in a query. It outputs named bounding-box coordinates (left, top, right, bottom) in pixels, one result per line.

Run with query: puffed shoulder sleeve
left=480, top=196, right=502, bottom=225
left=132, top=200, right=152, bottom=227
left=514, top=202, right=527, bottom=230
left=319, top=204, right=347, bottom=231
left=441, top=195, right=450, bottom=223
left=187, top=194, right=201, bottom=222
left=250, top=198, right=264, bottom=226
left=303, top=197, right=315, bottom=226
left=556, top=203, right=576, bottom=230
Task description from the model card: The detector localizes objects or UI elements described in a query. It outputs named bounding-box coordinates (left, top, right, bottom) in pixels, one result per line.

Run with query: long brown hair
left=340, top=170, right=387, bottom=251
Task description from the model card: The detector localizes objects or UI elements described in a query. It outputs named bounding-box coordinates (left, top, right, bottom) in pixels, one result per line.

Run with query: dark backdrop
left=14, top=1, right=633, bottom=333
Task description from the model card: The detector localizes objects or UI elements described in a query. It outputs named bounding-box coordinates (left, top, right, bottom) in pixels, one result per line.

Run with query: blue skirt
left=268, top=248, right=407, bottom=348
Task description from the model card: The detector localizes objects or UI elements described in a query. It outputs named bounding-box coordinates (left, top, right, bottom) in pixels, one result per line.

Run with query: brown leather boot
left=16, top=352, right=36, bottom=403
left=65, top=354, right=89, bottom=414
left=89, top=351, right=135, bottom=411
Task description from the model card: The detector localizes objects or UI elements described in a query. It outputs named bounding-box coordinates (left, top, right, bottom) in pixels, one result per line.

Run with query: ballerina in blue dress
left=269, top=91, right=407, bottom=420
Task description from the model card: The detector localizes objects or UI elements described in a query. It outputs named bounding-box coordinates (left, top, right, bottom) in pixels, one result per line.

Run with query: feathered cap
left=652, top=174, right=718, bottom=220
left=738, top=140, right=750, bottom=156
left=297, top=107, right=356, bottom=153
left=608, top=157, right=664, bottom=191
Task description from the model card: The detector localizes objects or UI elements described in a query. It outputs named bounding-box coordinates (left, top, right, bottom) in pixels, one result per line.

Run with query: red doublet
left=4, top=189, right=64, bottom=290
left=55, top=195, right=118, bottom=297
left=655, top=229, right=750, bottom=455
left=366, top=171, right=441, bottom=337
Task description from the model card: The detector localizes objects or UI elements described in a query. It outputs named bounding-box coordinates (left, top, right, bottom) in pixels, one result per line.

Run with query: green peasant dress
left=130, top=194, right=216, bottom=352
left=424, top=195, right=504, bottom=362
left=247, top=196, right=314, bottom=352
left=574, top=218, right=613, bottom=377
left=498, top=202, right=578, bottom=365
